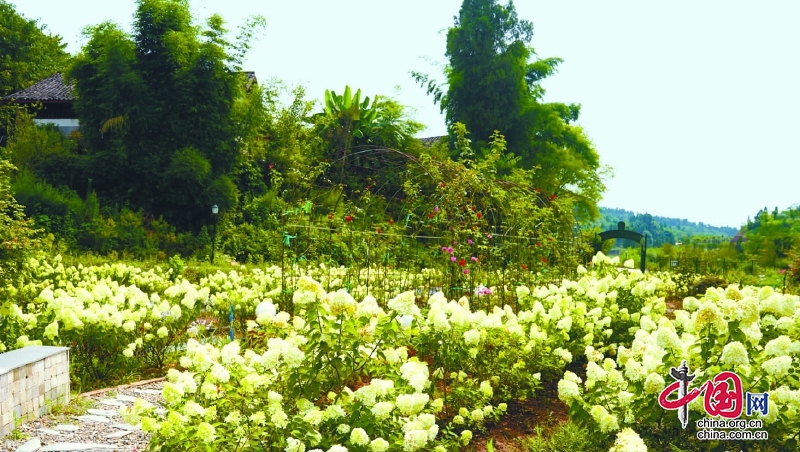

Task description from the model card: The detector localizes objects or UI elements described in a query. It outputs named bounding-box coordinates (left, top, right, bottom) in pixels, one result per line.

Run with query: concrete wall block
left=0, top=408, right=11, bottom=426
left=0, top=348, right=71, bottom=438
left=0, top=347, right=72, bottom=438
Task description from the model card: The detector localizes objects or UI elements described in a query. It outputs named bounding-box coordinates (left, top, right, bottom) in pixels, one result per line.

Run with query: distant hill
left=593, top=207, right=739, bottom=247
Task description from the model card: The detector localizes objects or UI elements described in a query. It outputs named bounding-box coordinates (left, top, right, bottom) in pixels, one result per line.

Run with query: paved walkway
left=2, top=382, right=164, bottom=452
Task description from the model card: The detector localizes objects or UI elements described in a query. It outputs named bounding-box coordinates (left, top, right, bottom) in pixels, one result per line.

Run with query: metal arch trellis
left=274, top=145, right=587, bottom=304
left=593, top=221, right=647, bottom=272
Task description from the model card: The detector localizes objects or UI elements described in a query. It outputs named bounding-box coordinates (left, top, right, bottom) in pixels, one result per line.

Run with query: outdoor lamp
left=211, top=205, right=219, bottom=263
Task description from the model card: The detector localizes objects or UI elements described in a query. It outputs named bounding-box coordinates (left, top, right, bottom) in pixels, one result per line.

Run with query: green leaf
left=323, top=89, right=333, bottom=115
left=343, top=85, right=352, bottom=109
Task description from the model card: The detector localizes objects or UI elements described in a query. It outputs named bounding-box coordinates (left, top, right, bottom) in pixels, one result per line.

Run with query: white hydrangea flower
left=328, top=289, right=358, bottom=316
left=719, top=341, right=749, bottom=366
left=255, top=301, right=277, bottom=319
left=643, top=373, right=665, bottom=394
left=369, top=438, right=389, bottom=452
left=400, top=360, right=429, bottom=392
left=586, top=362, right=607, bottom=387
left=762, top=356, right=793, bottom=379
left=350, top=428, right=370, bottom=446
left=285, top=437, right=306, bottom=452
left=395, top=393, right=429, bottom=416
left=608, top=428, right=647, bottom=452
left=371, top=401, right=394, bottom=420
left=324, top=404, right=347, bottom=421
left=403, top=429, right=429, bottom=451
left=388, top=291, right=420, bottom=316
left=556, top=316, right=573, bottom=331
left=590, top=405, right=619, bottom=432
left=302, top=408, right=323, bottom=426
left=764, top=335, right=799, bottom=357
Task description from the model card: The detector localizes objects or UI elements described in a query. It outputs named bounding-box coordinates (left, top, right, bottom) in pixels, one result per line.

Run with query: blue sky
left=14, top=0, right=800, bottom=229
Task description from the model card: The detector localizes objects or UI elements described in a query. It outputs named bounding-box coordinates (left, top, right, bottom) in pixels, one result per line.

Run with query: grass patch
left=521, top=421, right=610, bottom=452
left=46, top=393, right=97, bottom=423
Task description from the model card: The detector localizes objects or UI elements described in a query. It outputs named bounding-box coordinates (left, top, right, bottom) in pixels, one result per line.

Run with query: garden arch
left=594, top=221, right=647, bottom=272
left=270, top=145, right=587, bottom=301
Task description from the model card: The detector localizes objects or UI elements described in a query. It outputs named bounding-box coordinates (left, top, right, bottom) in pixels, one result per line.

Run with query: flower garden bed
left=0, top=253, right=797, bottom=451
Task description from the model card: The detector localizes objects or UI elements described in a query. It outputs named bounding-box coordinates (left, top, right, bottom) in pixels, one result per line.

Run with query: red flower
left=541, top=257, right=547, bottom=263
left=476, top=212, right=482, bottom=219
left=268, top=163, right=274, bottom=169
left=428, top=213, right=435, bottom=219
left=389, top=219, right=394, bottom=225
left=376, top=228, right=382, bottom=233
left=548, top=237, right=554, bottom=242
left=345, top=215, right=353, bottom=222
left=550, top=194, right=557, bottom=201
left=328, top=214, right=334, bottom=220
left=459, top=259, right=466, bottom=267
left=366, top=185, right=371, bottom=190
left=521, top=264, right=528, bottom=270
left=536, top=242, right=541, bottom=247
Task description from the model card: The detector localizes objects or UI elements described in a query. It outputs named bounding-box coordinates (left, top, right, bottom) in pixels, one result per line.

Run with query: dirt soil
left=664, top=297, right=683, bottom=319
left=471, top=381, right=569, bottom=452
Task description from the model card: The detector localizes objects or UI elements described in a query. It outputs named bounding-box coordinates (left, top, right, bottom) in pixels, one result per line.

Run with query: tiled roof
left=244, top=71, right=257, bottom=91
left=2, top=73, right=75, bottom=102
left=3, top=71, right=257, bottom=102
left=419, top=136, right=446, bottom=147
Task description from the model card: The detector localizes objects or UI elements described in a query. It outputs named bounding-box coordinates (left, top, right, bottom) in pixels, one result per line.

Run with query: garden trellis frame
left=269, top=146, right=590, bottom=306
left=594, top=221, right=647, bottom=272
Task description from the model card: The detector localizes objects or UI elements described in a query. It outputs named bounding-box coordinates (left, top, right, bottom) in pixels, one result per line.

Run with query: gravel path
left=1, top=379, right=165, bottom=452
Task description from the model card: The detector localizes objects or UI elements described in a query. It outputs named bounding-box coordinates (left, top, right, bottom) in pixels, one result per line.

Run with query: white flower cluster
left=556, top=260, right=800, bottom=440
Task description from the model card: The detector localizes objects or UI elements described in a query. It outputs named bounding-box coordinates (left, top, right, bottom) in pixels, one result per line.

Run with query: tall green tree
left=68, top=0, right=265, bottom=230
left=0, top=1, right=71, bottom=145
left=414, top=0, right=606, bottom=219
left=0, top=1, right=70, bottom=97
left=443, top=0, right=534, bottom=151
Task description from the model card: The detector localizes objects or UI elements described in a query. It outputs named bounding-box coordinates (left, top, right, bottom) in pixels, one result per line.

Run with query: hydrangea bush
left=557, top=253, right=800, bottom=450
left=131, top=276, right=538, bottom=451
left=0, top=257, right=204, bottom=384
left=3, top=251, right=798, bottom=450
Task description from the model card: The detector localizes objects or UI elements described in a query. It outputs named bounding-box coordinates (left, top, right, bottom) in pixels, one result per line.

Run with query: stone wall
left=0, top=346, right=70, bottom=438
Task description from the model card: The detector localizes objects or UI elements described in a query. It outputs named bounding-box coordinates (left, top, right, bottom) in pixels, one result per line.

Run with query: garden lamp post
left=211, top=204, right=219, bottom=263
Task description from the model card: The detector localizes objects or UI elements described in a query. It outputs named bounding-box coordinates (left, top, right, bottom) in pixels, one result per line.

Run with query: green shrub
left=0, top=159, right=43, bottom=283
left=523, top=421, right=610, bottom=452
